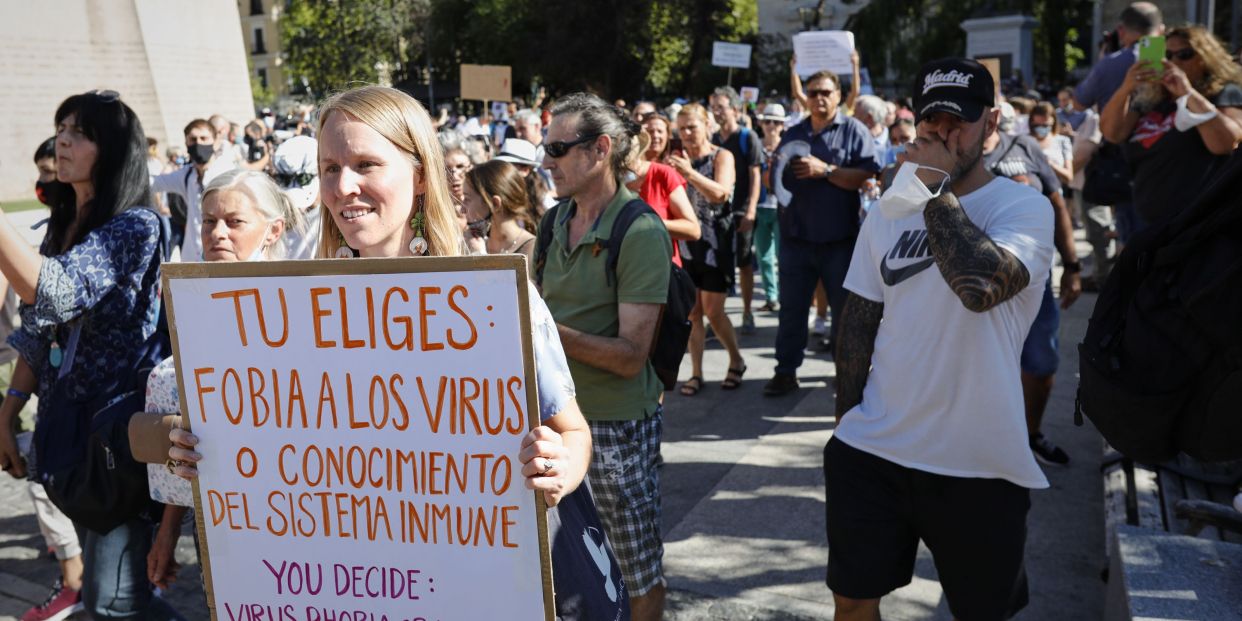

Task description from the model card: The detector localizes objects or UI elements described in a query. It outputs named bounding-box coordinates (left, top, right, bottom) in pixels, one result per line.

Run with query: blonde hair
left=625, top=129, right=653, bottom=170
left=677, top=102, right=711, bottom=127
left=202, top=169, right=303, bottom=259
left=315, top=86, right=460, bottom=258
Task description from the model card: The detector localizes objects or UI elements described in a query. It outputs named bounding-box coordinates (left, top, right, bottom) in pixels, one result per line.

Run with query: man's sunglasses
left=545, top=134, right=600, bottom=158
left=1166, top=48, right=1197, bottom=61
left=806, top=88, right=837, bottom=99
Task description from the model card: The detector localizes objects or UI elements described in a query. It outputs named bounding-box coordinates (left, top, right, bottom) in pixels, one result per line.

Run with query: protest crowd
left=2, top=1, right=1241, bottom=619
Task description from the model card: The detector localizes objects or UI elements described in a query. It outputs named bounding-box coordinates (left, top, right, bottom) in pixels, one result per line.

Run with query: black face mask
left=188, top=143, right=215, bottom=165
left=35, top=180, right=71, bottom=207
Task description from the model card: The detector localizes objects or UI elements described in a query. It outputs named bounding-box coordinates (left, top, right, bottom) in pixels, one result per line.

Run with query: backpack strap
left=533, top=202, right=563, bottom=287
left=739, top=126, right=751, bottom=161
left=601, top=199, right=659, bottom=288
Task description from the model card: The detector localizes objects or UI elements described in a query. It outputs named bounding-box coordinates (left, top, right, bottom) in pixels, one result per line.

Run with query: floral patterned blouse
left=8, top=208, right=163, bottom=416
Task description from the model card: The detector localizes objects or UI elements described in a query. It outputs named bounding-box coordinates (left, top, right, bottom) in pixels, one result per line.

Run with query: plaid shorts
left=587, top=407, right=664, bottom=596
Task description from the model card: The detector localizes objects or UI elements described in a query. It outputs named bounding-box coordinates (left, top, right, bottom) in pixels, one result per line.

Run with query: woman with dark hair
left=0, top=90, right=183, bottom=621
left=1101, top=24, right=1242, bottom=227
left=463, top=160, right=539, bottom=266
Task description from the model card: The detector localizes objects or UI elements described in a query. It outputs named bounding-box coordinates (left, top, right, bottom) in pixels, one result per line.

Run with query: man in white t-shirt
left=825, top=58, right=1053, bottom=621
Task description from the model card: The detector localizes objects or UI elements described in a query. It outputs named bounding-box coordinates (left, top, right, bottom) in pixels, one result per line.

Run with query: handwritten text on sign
left=166, top=263, right=547, bottom=621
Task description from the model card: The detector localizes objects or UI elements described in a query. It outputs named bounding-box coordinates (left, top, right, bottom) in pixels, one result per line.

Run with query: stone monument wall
left=0, top=0, right=253, bottom=202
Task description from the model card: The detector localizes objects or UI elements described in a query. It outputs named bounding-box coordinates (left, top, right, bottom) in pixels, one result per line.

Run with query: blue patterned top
left=8, top=208, right=163, bottom=408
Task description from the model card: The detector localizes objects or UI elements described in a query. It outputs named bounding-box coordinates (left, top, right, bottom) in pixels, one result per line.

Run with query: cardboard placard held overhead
left=712, top=41, right=752, bottom=69
left=739, top=86, right=760, bottom=104
left=461, top=64, right=512, bottom=102
left=163, top=256, right=553, bottom=621
left=793, top=30, right=855, bottom=77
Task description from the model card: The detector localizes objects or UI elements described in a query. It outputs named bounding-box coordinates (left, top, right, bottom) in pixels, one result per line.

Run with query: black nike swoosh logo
left=880, top=256, right=935, bottom=286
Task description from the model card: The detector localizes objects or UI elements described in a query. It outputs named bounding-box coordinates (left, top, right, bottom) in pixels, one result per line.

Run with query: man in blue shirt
left=1073, top=1, right=1163, bottom=276
left=765, top=70, right=880, bottom=396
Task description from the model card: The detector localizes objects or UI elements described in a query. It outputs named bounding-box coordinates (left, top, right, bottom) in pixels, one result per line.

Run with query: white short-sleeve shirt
left=835, top=176, right=1054, bottom=488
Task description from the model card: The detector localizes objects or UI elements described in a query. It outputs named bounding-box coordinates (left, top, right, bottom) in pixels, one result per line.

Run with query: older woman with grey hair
left=139, top=168, right=303, bottom=591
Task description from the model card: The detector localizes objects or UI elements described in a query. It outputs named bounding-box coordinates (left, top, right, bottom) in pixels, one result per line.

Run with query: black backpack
left=1076, top=153, right=1242, bottom=463
left=1081, top=140, right=1133, bottom=206
left=34, top=210, right=173, bottom=533
left=535, top=199, right=696, bottom=390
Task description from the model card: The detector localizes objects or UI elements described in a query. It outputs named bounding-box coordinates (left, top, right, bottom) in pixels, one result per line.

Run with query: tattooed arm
left=923, top=192, right=1030, bottom=313
left=834, top=292, right=884, bottom=419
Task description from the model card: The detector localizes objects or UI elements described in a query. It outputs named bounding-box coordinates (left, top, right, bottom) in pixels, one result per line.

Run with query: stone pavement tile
left=665, top=290, right=1105, bottom=620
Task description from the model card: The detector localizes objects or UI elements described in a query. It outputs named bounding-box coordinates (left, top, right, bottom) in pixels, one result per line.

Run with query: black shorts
left=823, top=437, right=1031, bottom=620
left=682, top=256, right=733, bottom=293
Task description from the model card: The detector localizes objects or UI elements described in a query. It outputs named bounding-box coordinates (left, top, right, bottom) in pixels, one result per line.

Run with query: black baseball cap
left=912, top=58, right=995, bottom=123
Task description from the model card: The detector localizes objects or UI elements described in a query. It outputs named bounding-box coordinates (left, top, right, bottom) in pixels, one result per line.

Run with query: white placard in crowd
left=491, top=101, right=509, bottom=119
left=793, top=30, right=855, bottom=77
left=740, top=86, right=760, bottom=104
left=712, top=41, right=753, bottom=69
left=164, top=257, right=553, bottom=621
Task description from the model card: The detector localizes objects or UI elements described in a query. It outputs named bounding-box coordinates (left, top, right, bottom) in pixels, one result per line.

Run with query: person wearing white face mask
left=827, top=58, right=1054, bottom=621
left=1028, top=102, right=1074, bottom=188
left=136, top=169, right=303, bottom=594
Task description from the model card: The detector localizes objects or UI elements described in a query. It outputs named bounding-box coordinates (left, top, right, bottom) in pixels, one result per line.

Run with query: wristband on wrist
left=6, top=388, right=30, bottom=401
left=1063, top=260, right=1082, bottom=274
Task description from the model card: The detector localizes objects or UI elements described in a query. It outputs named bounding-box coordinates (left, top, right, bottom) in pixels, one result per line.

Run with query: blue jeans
left=775, top=236, right=855, bottom=375
left=754, top=209, right=780, bottom=302
left=79, top=519, right=185, bottom=621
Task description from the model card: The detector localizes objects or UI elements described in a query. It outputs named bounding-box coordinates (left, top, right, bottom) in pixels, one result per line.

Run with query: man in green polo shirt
left=539, top=93, right=672, bottom=621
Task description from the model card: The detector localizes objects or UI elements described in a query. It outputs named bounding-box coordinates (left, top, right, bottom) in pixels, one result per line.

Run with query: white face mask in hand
left=876, top=161, right=951, bottom=220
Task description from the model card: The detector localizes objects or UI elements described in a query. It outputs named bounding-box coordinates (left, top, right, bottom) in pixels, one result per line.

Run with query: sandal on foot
left=721, top=365, right=747, bottom=390
left=679, top=376, right=703, bottom=396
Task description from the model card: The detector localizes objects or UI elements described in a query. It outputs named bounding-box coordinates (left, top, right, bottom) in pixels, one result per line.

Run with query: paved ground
left=0, top=211, right=1106, bottom=620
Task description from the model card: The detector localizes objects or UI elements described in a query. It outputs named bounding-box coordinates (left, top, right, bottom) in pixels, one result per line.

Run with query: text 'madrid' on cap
left=913, top=58, right=996, bottom=124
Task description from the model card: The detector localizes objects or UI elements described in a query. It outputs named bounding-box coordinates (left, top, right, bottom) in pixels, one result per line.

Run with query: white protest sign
left=164, top=257, right=552, bottom=621
left=712, top=41, right=752, bottom=69
left=739, top=86, right=760, bottom=104
left=793, top=30, right=855, bottom=77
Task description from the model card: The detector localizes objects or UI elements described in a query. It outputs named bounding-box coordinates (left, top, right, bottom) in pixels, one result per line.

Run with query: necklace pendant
left=410, top=236, right=428, bottom=255
left=334, top=245, right=354, bottom=259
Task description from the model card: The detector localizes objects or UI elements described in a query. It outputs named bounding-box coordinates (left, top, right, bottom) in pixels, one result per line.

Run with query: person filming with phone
left=1101, top=25, right=1242, bottom=228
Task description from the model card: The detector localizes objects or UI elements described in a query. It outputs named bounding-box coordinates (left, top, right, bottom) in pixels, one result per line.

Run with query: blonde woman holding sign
left=167, top=86, right=614, bottom=617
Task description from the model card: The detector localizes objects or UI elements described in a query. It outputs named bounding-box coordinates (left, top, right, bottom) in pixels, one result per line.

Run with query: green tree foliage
left=849, top=0, right=1090, bottom=95
left=422, top=0, right=757, bottom=101
left=281, top=0, right=428, bottom=98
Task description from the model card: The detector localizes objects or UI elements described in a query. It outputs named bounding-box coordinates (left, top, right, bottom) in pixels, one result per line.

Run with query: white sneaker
left=811, top=316, right=827, bottom=336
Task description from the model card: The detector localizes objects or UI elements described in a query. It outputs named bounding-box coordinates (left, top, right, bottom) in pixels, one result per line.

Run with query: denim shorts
left=1020, top=278, right=1060, bottom=377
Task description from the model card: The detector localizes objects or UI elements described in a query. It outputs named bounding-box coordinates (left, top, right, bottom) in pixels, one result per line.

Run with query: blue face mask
left=1032, top=126, right=1052, bottom=139
left=891, top=143, right=907, bottom=156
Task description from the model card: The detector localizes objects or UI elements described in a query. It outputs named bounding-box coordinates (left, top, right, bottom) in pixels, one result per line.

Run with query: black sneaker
left=1030, top=433, right=1070, bottom=466
left=763, top=373, right=799, bottom=397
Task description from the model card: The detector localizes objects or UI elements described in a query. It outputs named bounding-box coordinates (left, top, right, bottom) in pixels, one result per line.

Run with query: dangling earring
left=409, top=193, right=429, bottom=255
left=334, top=231, right=355, bottom=258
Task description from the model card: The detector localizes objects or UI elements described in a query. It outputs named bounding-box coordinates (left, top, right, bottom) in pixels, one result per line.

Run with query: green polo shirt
left=542, top=187, right=672, bottom=421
